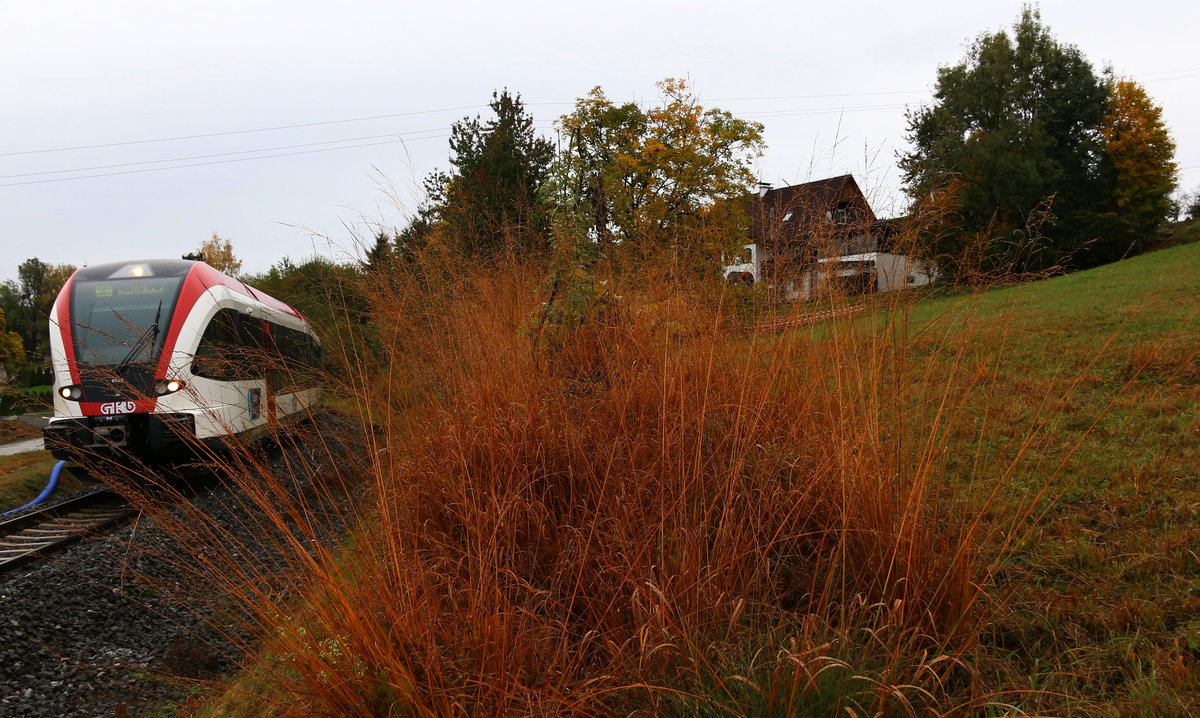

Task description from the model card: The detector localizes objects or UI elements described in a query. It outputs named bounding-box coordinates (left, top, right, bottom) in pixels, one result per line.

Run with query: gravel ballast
left=0, top=416, right=361, bottom=717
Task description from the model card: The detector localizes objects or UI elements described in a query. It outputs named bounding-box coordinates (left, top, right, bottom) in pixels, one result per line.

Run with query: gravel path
left=0, top=415, right=361, bottom=717
left=0, top=438, right=43, bottom=457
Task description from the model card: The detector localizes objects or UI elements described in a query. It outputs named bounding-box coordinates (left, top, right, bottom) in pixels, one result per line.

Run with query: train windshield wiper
left=116, top=300, right=162, bottom=367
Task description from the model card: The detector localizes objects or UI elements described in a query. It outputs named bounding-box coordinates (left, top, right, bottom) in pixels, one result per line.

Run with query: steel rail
left=0, top=490, right=136, bottom=573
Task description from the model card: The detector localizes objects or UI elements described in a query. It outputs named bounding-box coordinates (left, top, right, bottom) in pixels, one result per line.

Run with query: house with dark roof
left=723, top=174, right=936, bottom=299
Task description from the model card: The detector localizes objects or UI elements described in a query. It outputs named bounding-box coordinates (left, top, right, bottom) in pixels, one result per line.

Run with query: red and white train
left=44, top=258, right=322, bottom=463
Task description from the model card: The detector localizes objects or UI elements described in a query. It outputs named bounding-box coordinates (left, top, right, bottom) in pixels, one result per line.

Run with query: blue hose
left=2, top=460, right=65, bottom=516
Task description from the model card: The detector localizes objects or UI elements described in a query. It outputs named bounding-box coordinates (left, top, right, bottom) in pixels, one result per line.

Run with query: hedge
left=0, top=386, right=53, bottom=416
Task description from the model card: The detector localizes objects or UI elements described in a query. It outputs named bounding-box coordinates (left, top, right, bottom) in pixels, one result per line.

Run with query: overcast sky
left=1, top=0, right=1196, bottom=282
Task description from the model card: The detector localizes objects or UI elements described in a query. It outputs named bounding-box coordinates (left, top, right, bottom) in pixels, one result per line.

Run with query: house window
left=832, top=208, right=849, bottom=225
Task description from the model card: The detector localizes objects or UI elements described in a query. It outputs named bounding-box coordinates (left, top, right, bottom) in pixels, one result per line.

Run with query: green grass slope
left=904, top=243, right=1199, bottom=714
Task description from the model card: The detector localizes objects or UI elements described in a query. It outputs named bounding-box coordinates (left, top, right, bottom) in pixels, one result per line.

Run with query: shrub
left=17, top=364, right=52, bottom=389
left=0, top=385, right=51, bottom=416
left=173, top=250, right=1022, bottom=716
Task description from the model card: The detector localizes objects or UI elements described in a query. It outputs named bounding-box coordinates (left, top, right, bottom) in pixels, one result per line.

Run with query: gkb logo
left=99, top=401, right=137, bottom=415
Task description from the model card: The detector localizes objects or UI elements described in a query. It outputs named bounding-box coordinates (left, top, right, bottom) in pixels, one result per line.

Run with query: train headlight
left=58, top=385, right=82, bottom=401
left=154, top=378, right=185, bottom=396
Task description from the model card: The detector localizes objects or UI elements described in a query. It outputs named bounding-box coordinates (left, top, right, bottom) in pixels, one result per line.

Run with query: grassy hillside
left=900, top=243, right=1199, bottom=714
left=908, top=241, right=1197, bottom=493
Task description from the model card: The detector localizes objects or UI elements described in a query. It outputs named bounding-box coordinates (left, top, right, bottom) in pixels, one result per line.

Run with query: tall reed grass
left=94, top=234, right=1049, bottom=716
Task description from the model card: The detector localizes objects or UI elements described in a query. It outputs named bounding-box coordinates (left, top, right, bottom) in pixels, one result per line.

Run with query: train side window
left=195, top=312, right=318, bottom=386
left=276, top=325, right=313, bottom=390
left=306, top=335, right=322, bottom=371
left=192, top=309, right=245, bottom=380
left=236, top=314, right=270, bottom=378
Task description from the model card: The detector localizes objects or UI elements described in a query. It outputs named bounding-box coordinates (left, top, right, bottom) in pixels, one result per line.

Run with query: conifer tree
left=440, top=90, right=554, bottom=257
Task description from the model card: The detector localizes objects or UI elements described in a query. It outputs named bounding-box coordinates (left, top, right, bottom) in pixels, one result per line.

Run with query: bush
left=17, top=365, right=52, bottom=388
left=156, top=250, right=1031, bottom=716
left=1163, top=219, right=1200, bottom=248
left=0, top=385, right=51, bottom=416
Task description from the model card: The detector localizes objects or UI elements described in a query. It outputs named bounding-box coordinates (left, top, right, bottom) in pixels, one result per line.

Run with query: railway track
left=0, top=490, right=136, bottom=573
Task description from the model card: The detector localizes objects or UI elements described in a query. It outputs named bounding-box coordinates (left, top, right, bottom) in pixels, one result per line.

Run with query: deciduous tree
left=552, top=79, right=764, bottom=269
left=241, top=255, right=364, bottom=360
left=0, top=308, right=24, bottom=379
left=1092, top=79, right=1178, bottom=260
left=1, top=258, right=76, bottom=356
left=197, top=233, right=243, bottom=276
left=900, top=7, right=1111, bottom=273
left=1183, top=188, right=1200, bottom=222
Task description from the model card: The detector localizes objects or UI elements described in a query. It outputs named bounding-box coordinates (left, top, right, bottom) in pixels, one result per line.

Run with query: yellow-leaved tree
left=0, top=307, right=24, bottom=380
left=551, top=79, right=765, bottom=272
left=196, top=233, right=244, bottom=276
left=1099, top=79, right=1178, bottom=256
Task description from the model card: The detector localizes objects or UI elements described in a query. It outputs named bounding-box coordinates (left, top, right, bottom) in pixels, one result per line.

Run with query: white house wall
left=722, top=244, right=938, bottom=299
left=874, top=253, right=907, bottom=292
left=906, top=258, right=938, bottom=287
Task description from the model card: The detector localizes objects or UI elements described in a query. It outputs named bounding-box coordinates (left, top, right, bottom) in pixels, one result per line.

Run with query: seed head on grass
left=93, top=224, right=1101, bottom=716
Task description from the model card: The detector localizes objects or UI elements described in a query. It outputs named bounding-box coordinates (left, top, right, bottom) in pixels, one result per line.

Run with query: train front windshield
left=69, top=263, right=187, bottom=367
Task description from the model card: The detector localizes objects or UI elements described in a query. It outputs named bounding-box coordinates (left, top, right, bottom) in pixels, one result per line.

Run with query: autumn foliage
left=1099, top=78, right=1179, bottom=254
left=901, top=8, right=1179, bottom=274
left=196, top=233, right=244, bottom=276
left=551, top=79, right=764, bottom=268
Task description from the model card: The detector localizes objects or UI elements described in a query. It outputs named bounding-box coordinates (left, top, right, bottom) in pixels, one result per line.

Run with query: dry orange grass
left=84, top=246, right=1059, bottom=716
left=178, top=251, right=1020, bottom=716
left=45, top=217, right=1195, bottom=715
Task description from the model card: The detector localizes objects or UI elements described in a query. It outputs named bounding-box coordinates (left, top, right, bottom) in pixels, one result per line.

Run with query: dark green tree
left=439, top=90, right=554, bottom=257
left=394, top=170, right=449, bottom=262
left=900, top=7, right=1111, bottom=273
left=243, top=256, right=365, bottom=339
left=0, top=283, right=17, bottom=349
left=2, top=258, right=76, bottom=356
left=364, top=230, right=395, bottom=272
